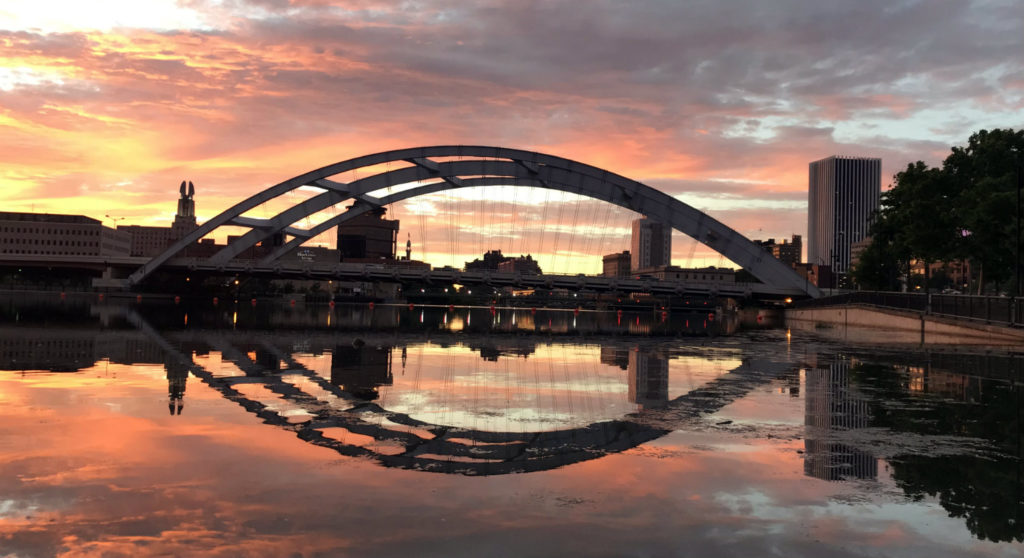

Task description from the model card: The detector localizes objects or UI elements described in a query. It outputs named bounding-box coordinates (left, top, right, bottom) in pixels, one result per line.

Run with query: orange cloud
left=1, top=1, right=1018, bottom=272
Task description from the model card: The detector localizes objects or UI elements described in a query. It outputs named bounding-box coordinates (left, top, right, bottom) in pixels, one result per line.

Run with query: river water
left=0, top=294, right=1022, bottom=557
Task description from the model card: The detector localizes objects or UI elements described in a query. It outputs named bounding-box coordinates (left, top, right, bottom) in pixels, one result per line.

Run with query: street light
left=1016, top=154, right=1022, bottom=298
left=104, top=214, right=125, bottom=228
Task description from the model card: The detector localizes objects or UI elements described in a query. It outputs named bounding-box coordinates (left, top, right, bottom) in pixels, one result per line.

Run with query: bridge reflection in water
left=127, top=310, right=790, bottom=475
left=0, top=295, right=773, bottom=475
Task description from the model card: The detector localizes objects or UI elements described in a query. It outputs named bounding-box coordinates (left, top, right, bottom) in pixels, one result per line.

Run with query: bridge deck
left=1, top=254, right=805, bottom=298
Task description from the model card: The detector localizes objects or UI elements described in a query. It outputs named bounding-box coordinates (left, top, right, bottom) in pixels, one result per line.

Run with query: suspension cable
left=508, top=183, right=519, bottom=256
left=564, top=191, right=584, bottom=273
left=551, top=191, right=567, bottom=274
left=517, top=186, right=532, bottom=258
left=536, top=187, right=552, bottom=272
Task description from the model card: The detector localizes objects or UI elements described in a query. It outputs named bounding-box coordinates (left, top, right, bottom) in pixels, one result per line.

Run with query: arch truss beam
left=127, top=146, right=820, bottom=297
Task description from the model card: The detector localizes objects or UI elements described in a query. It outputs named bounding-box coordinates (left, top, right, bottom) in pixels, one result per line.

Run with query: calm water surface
left=1, top=295, right=1022, bottom=557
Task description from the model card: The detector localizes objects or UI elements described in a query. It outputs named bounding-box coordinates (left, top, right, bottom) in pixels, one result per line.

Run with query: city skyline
left=2, top=1, right=1022, bottom=274
left=4, top=4, right=1024, bottom=554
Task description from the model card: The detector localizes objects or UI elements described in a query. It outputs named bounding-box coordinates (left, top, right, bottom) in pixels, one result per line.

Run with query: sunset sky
left=2, top=0, right=1022, bottom=273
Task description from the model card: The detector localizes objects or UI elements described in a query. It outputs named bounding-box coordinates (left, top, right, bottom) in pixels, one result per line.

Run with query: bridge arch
left=127, top=146, right=819, bottom=297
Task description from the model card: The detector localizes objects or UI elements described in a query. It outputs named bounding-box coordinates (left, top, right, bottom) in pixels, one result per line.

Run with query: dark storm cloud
left=221, top=0, right=1021, bottom=110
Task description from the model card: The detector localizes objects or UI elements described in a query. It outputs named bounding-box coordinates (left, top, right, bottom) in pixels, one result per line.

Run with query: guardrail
left=792, top=291, right=1024, bottom=327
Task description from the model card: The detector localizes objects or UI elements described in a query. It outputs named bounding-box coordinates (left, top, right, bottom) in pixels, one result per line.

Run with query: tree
left=850, top=161, right=948, bottom=291
left=851, top=128, right=1024, bottom=293
left=851, top=208, right=907, bottom=290
left=944, top=129, right=1024, bottom=292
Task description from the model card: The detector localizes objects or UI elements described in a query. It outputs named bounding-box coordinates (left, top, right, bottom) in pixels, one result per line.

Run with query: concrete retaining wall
left=785, top=304, right=1024, bottom=345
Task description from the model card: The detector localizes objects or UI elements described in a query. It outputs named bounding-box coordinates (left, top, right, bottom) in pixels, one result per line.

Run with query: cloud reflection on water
left=0, top=299, right=1022, bottom=555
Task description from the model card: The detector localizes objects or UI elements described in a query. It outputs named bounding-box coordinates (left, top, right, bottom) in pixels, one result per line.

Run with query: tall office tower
left=630, top=218, right=671, bottom=272
left=807, top=156, right=881, bottom=275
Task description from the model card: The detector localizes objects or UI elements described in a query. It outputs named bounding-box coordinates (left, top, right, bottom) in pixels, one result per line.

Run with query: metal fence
left=792, top=291, right=1024, bottom=327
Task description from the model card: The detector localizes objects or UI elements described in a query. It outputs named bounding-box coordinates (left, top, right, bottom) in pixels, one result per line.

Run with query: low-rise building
left=602, top=251, right=631, bottom=277
left=498, top=255, right=542, bottom=275
left=337, top=208, right=399, bottom=261
left=119, top=225, right=181, bottom=257
left=792, top=263, right=832, bottom=289
left=0, top=212, right=130, bottom=257
left=637, top=265, right=735, bottom=283
left=118, top=180, right=199, bottom=256
left=466, top=250, right=510, bottom=272
left=849, top=236, right=872, bottom=271
left=754, top=234, right=802, bottom=266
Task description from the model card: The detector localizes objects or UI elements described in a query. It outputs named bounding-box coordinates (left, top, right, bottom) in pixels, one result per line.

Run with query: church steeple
left=405, top=233, right=411, bottom=260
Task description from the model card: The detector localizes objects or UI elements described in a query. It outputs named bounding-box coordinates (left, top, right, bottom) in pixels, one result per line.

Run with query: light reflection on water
left=0, top=295, right=1022, bottom=557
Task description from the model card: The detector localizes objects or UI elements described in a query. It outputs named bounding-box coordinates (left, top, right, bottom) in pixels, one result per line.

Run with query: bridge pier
left=92, top=266, right=130, bottom=290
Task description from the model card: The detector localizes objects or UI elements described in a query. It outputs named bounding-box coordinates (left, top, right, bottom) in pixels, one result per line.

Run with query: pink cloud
left=0, top=1, right=1020, bottom=271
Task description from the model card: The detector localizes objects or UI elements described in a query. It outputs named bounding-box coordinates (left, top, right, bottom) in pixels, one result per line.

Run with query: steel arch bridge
left=127, top=146, right=820, bottom=297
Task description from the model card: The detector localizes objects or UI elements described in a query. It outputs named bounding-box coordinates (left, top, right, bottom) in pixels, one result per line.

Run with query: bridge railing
left=791, top=291, right=1024, bottom=327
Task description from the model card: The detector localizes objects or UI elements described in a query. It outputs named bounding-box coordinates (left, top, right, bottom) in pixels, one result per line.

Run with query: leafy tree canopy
left=853, top=129, right=1024, bottom=293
